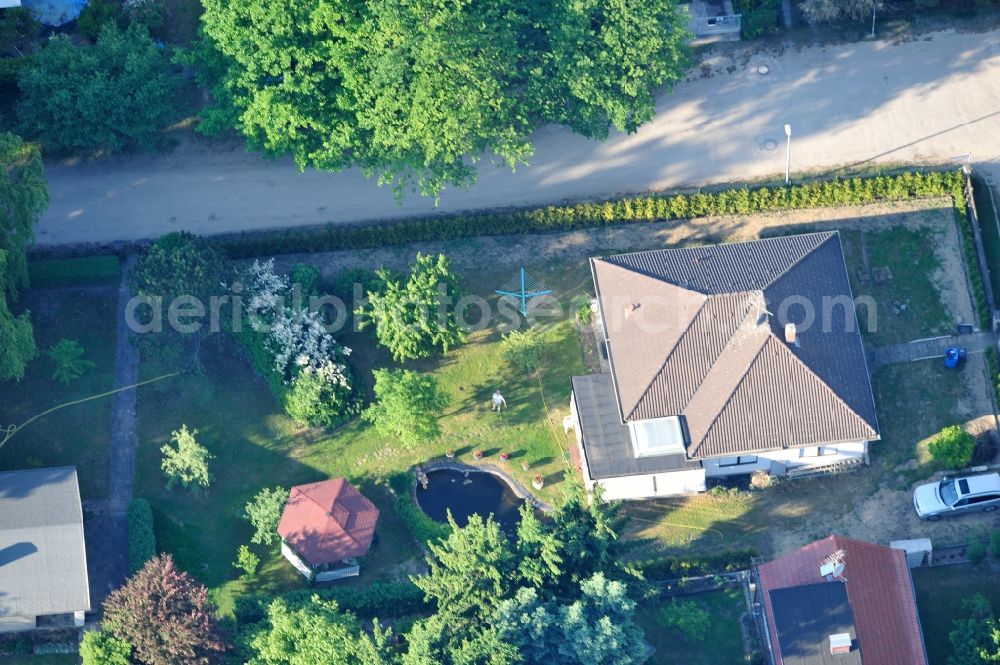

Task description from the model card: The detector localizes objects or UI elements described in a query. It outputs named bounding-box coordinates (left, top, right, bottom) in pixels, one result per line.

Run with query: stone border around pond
left=419, top=461, right=554, bottom=513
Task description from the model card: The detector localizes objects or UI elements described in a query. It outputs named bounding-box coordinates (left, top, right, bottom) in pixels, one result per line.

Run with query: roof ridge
left=624, top=297, right=709, bottom=421
left=759, top=232, right=837, bottom=289
left=770, top=339, right=879, bottom=440
left=686, top=329, right=774, bottom=454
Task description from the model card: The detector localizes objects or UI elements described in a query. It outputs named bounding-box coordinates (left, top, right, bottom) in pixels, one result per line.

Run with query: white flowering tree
left=239, top=259, right=355, bottom=427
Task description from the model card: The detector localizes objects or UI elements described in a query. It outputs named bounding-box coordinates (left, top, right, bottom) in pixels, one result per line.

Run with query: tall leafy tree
left=246, top=596, right=393, bottom=665
left=103, top=555, right=227, bottom=665
left=363, top=368, right=448, bottom=448
left=494, top=574, right=652, bottom=664
left=17, top=23, right=179, bottom=155
left=358, top=253, right=466, bottom=361
left=0, top=132, right=48, bottom=299
left=191, top=0, right=689, bottom=196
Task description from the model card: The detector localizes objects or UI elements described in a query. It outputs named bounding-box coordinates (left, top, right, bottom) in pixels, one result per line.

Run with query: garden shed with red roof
left=277, top=478, right=379, bottom=582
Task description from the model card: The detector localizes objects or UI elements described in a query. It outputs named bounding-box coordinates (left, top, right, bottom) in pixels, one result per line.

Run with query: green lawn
left=636, top=588, right=747, bottom=665
left=841, top=227, right=952, bottom=347
left=134, top=284, right=585, bottom=615
left=913, top=561, right=1000, bottom=665
left=0, top=285, right=118, bottom=499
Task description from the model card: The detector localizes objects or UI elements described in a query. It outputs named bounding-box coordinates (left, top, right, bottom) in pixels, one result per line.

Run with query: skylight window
left=629, top=417, right=686, bottom=458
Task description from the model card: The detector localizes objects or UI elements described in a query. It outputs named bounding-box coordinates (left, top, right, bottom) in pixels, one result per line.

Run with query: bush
left=929, top=425, right=976, bottom=469
left=639, top=549, right=758, bottom=579
left=968, top=536, right=987, bottom=563
left=388, top=472, right=451, bottom=546
left=233, top=544, right=259, bottom=580
left=127, top=498, right=156, bottom=574
left=991, top=531, right=1000, bottom=558
left=500, top=327, right=544, bottom=373
left=576, top=300, right=593, bottom=325
left=233, top=580, right=427, bottom=628
left=284, top=365, right=358, bottom=428
left=289, top=263, right=321, bottom=297
left=660, top=599, right=712, bottom=642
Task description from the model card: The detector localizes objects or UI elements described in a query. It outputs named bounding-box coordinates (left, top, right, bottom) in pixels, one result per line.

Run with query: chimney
left=784, top=322, right=797, bottom=345
left=829, top=633, right=852, bottom=655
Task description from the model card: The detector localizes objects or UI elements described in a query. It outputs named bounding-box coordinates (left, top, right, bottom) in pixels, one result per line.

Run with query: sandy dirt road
left=35, top=28, right=1000, bottom=246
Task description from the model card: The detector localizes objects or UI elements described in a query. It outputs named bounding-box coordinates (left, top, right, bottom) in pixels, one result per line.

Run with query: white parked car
left=913, top=472, right=1000, bottom=520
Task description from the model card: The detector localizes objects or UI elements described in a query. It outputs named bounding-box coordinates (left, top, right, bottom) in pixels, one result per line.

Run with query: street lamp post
left=784, top=124, right=792, bottom=185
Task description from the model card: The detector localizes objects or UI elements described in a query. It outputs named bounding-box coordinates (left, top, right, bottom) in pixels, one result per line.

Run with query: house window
left=718, top=456, right=758, bottom=467
left=818, top=446, right=837, bottom=456
left=799, top=447, right=820, bottom=458
left=629, top=417, right=686, bottom=458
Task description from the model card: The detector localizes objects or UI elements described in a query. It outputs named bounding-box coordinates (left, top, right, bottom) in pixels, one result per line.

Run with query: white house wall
left=590, top=469, right=707, bottom=501
left=703, top=441, right=868, bottom=478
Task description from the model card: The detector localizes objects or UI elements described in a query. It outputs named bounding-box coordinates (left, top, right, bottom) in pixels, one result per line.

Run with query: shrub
left=500, top=327, right=544, bottom=373
left=46, top=339, right=94, bottom=385
left=284, top=363, right=357, bottom=428
left=929, top=425, right=976, bottom=469
left=576, top=300, right=593, bottom=325
left=244, top=486, right=288, bottom=550
left=968, top=536, right=987, bottom=563
left=991, top=531, right=1000, bottom=558
left=639, top=549, right=758, bottom=579
left=660, top=599, right=712, bottom=642
left=289, top=263, right=322, bottom=297
left=364, top=369, right=449, bottom=448
left=127, top=498, right=156, bottom=574
left=80, top=630, right=131, bottom=665
left=388, top=472, right=451, bottom=547
left=233, top=580, right=427, bottom=629
left=233, top=545, right=259, bottom=580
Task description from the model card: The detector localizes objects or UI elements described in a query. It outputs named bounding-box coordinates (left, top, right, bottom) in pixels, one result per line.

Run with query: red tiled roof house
left=277, top=478, right=379, bottom=583
left=755, top=535, right=928, bottom=665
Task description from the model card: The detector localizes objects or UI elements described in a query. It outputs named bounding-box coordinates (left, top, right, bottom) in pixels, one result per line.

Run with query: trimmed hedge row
left=211, top=170, right=965, bottom=259
left=233, top=580, right=427, bottom=627
left=27, top=255, right=121, bottom=288
left=950, top=177, right=992, bottom=330
left=637, top=548, right=759, bottom=580
left=127, top=498, right=156, bottom=574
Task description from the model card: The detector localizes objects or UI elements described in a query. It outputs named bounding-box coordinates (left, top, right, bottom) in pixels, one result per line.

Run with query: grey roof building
left=0, top=467, right=91, bottom=632
left=569, top=232, right=880, bottom=499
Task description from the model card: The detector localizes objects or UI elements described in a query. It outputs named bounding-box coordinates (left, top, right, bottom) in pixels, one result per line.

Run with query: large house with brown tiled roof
left=755, top=535, right=928, bottom=665
left=567, top=232, right=879, bottom=499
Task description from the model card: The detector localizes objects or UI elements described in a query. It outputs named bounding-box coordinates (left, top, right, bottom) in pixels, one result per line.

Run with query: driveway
left=35, top=29, right=1000, bottom=246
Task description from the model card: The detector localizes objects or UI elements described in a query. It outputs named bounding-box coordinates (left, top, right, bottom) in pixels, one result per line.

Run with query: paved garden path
left=868, top=331, right=996, bottom=370
left=108, top=256, right=140, bottom=516
left=83, top=256, right=138, bottom=607
left=33, top=27, right=1000, bottom=245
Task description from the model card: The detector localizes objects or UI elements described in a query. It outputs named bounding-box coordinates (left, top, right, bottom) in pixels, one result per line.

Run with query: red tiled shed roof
left=277, top=478, right=379, bottom=567
left=757, top=535, right=928, bottom=665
